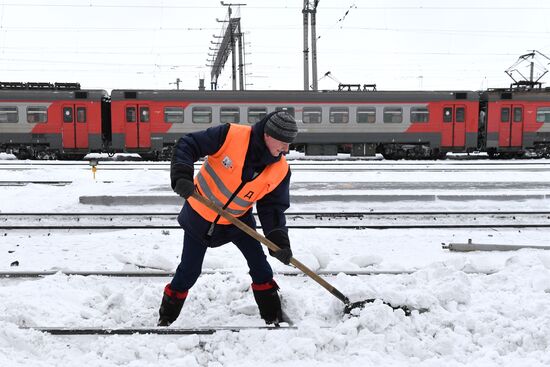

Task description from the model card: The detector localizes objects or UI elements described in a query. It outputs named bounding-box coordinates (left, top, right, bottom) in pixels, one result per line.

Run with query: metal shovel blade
left=344, top=299, right=414, bottom=316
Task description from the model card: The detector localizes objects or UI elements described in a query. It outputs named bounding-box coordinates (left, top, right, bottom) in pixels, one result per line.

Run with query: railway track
left=0, top=180, right=74, bottom=186
left=9, top=266, right=495, bottom=336
left=0, top=268, right=497, bottom=279
left=2, top=211, right=550, bottom=229
left=25, top=326, right=298, bottom=335
left=4, top=181, right=550, bottom=192
left=4, top=160, right=550, bottom=172
left=1, top=264, right=496, bottom=336
left=0, top=269, right=432, bottom=278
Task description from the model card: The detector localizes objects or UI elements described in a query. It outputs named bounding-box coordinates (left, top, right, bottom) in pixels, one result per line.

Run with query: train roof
left=481, top=88, right=550, bottom=101
left=0, top=89, right=108, bottom=101
left=110, top=89, right=479, bottom=103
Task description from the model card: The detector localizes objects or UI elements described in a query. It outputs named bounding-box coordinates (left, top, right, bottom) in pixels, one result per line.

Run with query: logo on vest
left=244, top=191, right=254, bottom=199
left=222, top=156, right=233, bottom=169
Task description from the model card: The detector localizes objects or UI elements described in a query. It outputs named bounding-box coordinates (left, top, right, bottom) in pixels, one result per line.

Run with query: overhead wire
left=0, top=3, right=548, bottom=10
left=0, top=2, right=548, bottom=89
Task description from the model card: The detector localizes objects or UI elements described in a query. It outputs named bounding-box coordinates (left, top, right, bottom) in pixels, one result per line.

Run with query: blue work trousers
left=170, top=230, right=274, bottom=292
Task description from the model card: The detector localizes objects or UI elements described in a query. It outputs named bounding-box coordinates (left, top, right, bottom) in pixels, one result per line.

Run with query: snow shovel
left=190, top=192, right=415, bottom=316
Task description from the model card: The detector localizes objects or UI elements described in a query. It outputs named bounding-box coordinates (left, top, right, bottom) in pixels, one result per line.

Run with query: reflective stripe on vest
left=187, top=124, right=289, bottom=224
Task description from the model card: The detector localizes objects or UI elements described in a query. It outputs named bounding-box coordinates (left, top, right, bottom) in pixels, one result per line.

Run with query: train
left=1, top=81, right=550, bottom=160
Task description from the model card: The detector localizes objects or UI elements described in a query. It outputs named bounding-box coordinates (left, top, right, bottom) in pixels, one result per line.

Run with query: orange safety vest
left=187, top=124, right=289, bottom=224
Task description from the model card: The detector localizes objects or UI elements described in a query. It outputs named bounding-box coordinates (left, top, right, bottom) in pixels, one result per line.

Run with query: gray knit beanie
left=264, top=111, right=298, bottom=143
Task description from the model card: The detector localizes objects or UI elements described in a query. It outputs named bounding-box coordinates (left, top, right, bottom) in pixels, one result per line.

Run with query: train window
left=357, top=107, right=376, bottom=123
left=329, top=107, right=349, bottom=123
left=76, top=107, right=86, bottom=123
left=247, top=107, right=267, bottom=124
left=513, top=107, right=523, bottom=122
left=536, top=107, right=550, bottom=123
left=275, top=107, right=295, bottom=117
left=192, top=107, right=212, bottom=123
left=456, top=107, right=465, bottom=122
left=126, top=107, right=136, bottom=123
left=383, top=107, right=403, bottom=123
left=27, top=106, right=48, bottom=123
left=500, top=108, right=510, bottom=123
left=220, top=107, right=240, bottom=123
left=0, top=106, right=18, bottom=123
left=443, top=107, right=452, bottom=122
left=303, top=107, right=322, bottom=123
left=164, top=107, right=184, bottom=123
left=140, top=107, right=150, bottom=123
left=63, top=107, right=73, bottom=123
left=410, top=107, right=429, bottom=123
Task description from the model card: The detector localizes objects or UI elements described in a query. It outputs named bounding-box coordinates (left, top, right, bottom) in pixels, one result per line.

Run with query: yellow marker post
left=89, top=159, right=98, bottom=180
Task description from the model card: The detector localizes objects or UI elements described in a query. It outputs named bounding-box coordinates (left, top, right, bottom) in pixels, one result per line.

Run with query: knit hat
left=264, top=111, right=298, bottom=143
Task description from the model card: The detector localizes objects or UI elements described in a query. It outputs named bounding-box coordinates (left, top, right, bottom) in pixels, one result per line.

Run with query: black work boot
left=158, top=283, right=188, bottom=326
left=252, top=279, right=283, bottom=325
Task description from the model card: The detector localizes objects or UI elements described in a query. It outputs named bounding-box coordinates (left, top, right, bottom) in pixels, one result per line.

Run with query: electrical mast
left=208, top=2, right=246, bottom=90
left=302, top=0, right=319, bottom=91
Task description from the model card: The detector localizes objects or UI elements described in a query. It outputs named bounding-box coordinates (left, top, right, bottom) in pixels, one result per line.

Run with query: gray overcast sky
left=0, top=0, right=549, bottom=91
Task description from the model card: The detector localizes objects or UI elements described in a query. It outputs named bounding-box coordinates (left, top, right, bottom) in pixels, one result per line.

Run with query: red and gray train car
left=2, top=83, right=550, bottom=159
left=0, top=83, right=109, bottom=159
left=481, top=89, right=550, bottom=157
left=109, top=89, right=479, bottom=159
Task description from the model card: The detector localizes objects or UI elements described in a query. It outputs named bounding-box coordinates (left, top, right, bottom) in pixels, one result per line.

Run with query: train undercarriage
left=379, top=143, right=447, bottom=160
left=4, top=144, right=89, bottom=160
left=5, top=141, right=550, bottom=161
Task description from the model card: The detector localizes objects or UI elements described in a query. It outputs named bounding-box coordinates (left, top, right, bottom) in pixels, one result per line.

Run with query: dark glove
left=171, top=163, right=195, bottom=199
left=174, top=179, right=195, bottom=199
left=266, top=229, right=292, bottom=265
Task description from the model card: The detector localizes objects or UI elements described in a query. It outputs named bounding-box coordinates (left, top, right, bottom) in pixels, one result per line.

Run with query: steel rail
left=2, top=210, right=550, bottom=229
left=5, top=180, right=550, bottom=190
left=0, top=268, right=496, bottom=279
left=24, top=326, right=298, bottom=335
left=4, top=166, right=550, bottom=172
left=3, top=224, right=550, bottom=230
left=4, top=161, right=550, bottom=172
left=0, top=181, right=73, bottom=186
left=0, top=269, right=414, bottom=278
left=4, top=160, right=550, bottom=166
left=3, top=210, right=550, bottom=215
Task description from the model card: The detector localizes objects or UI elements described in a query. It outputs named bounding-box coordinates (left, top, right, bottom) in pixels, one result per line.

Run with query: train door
left=62, top=104, right=89, bottom=149
left=124, top=104, right=151, bottom=149
left=441, top=105, right=466, bottom=147
left=498, top=104, right=523, bottom=147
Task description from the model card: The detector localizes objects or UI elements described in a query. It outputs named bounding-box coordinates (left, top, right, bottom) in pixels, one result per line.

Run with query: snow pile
left=1, top=253, right=550, bottom=366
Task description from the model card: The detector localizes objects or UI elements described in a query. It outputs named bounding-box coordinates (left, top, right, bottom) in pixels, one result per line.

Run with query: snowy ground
left=1, top=154, right=550, bottom=366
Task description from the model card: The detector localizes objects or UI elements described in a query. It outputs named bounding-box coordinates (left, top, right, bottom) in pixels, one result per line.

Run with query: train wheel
left=14, top=151, right=32, bottom=160
left=382, top=152, right=405, bottom=160
left=140, top=152, right=160, bottom=161
left=430, top=149, right=447, bottom=160
left=58, top=153, right=86, bottom=161
left=36, top=151, right=59, bottom=160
